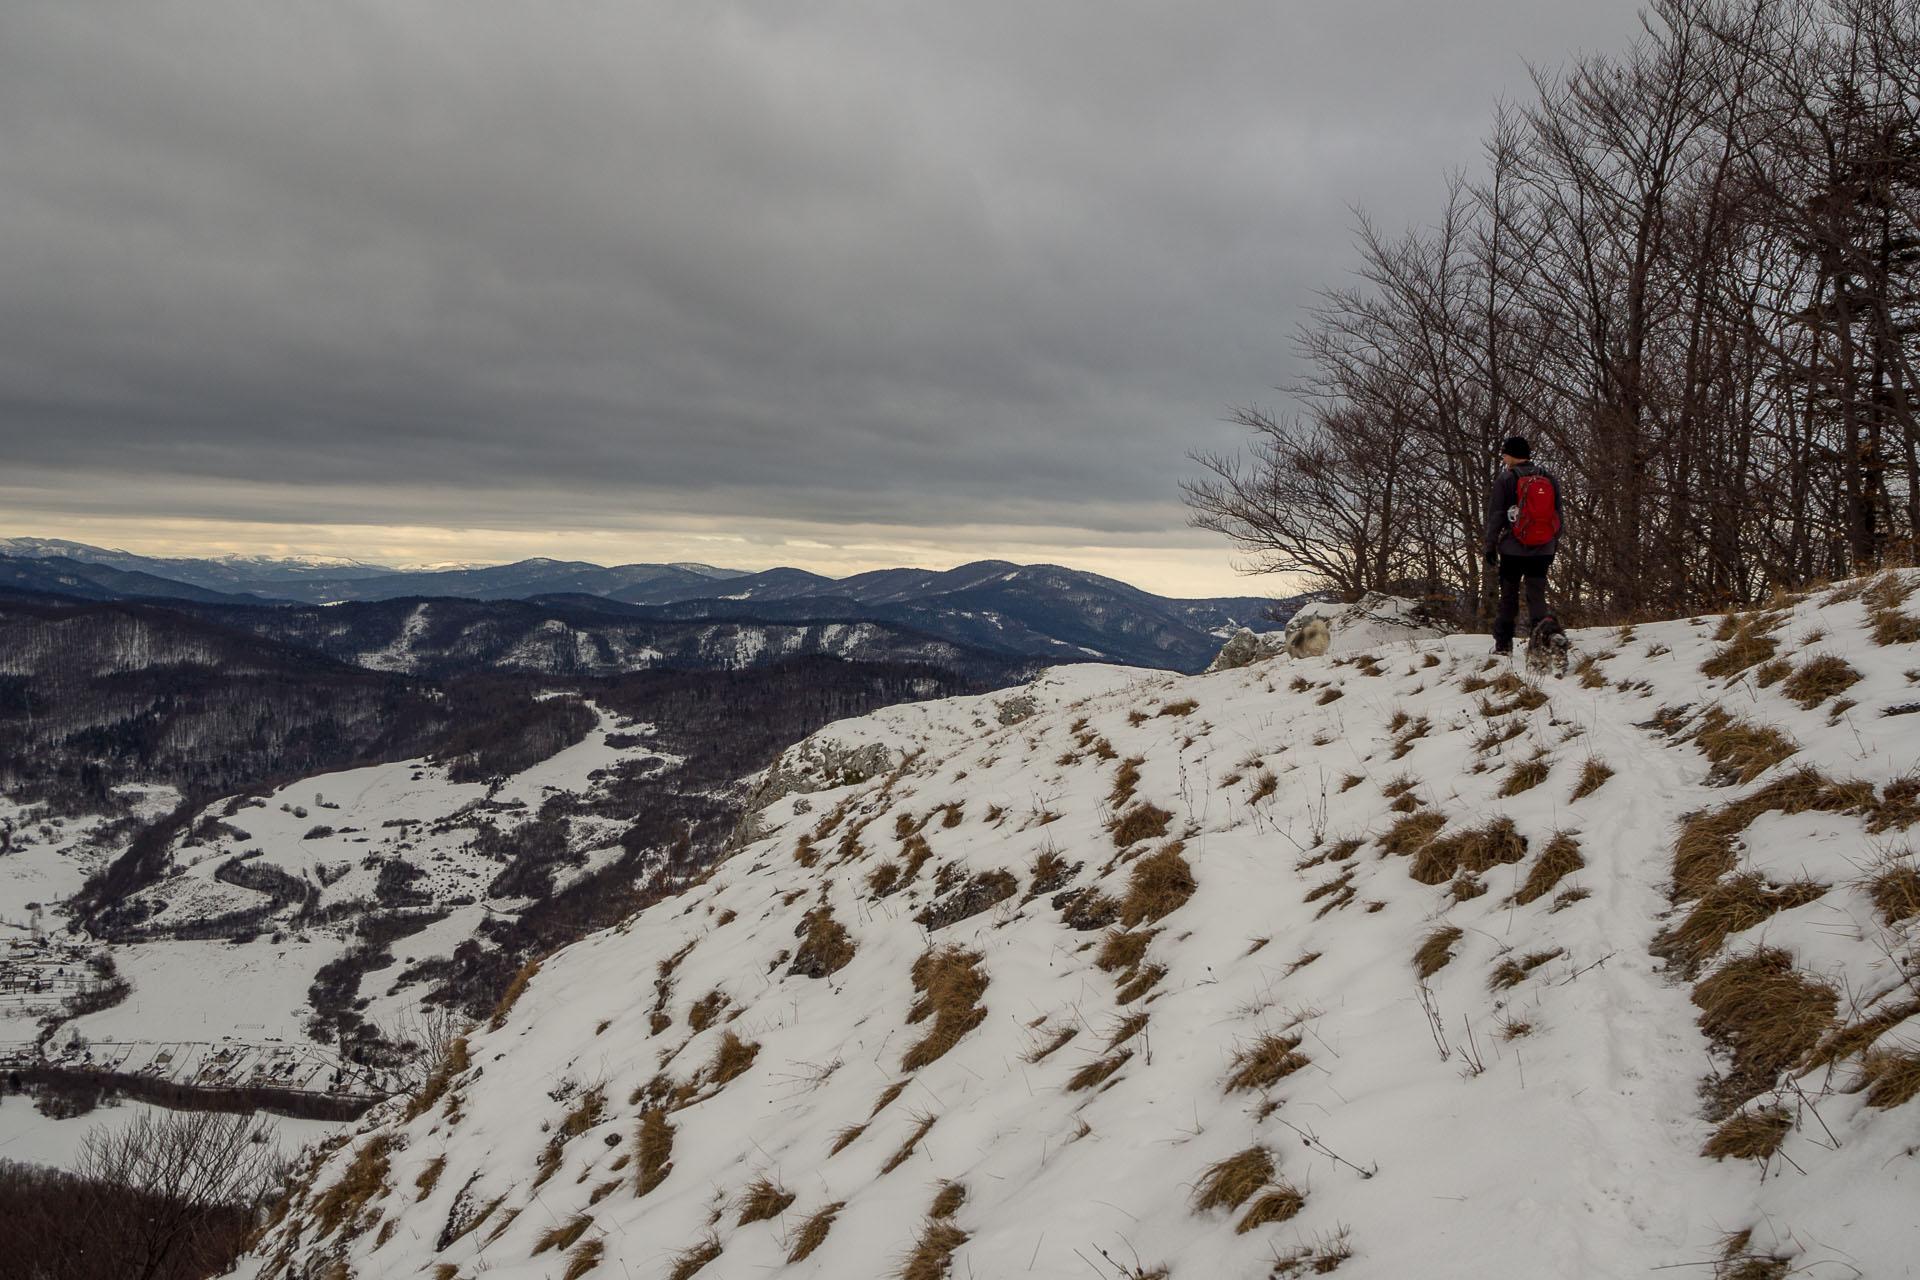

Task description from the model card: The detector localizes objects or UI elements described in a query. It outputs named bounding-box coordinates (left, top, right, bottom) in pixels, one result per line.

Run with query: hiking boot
left=1491, top=642, right=1512, bottom=656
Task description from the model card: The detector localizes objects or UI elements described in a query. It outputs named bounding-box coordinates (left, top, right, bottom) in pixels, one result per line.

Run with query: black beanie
left=1501, top=436, right=1531, bottom=459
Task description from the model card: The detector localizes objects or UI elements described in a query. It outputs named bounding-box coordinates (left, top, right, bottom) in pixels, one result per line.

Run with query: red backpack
left=1511, top=473, right=1560, bottom=547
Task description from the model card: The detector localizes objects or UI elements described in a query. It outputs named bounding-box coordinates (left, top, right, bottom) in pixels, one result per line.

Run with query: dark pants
left=1494, top=553, right=1554, bottom=646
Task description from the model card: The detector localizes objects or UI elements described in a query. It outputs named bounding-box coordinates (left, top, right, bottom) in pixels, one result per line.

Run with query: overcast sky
left=0, top=0, right=1643, bottom=596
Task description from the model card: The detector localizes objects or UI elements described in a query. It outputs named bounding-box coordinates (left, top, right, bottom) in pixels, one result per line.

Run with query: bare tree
left=76, top=1109, right=282, bottom=1280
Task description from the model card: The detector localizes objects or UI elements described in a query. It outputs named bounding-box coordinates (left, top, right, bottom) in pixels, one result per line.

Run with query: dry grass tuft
left=1119, top=844, right=1196, bottom=926
left=1110, top=802, right=1175, bottom=848
left=1025, top=1025, right=1079, bottom=1063
left=1701, top=622, right=1778, bottom=678
left=1861, top=1047, right=1920, bottom=1108
left=1672, top=768, right=1869, bottom=899
left=404, top=1036, right=470, bottom=1120
left=687, top=990, right=728, bottom=1032
left=828, top=1123, right=866, bottom=1155
left=1110, top=757, right=1146, bottom=807
left=1570, top=759, right=1613, bottom=801
left=1780, top=655, right=1862, bottom=708
left=1693, top=708, right=1797, bottom=783
left=666, top=1236, right=723, bottom=1280
left=1409, top=816, right=1526, bottom=885
left=870, top=1079, right=910, bottom=1117
left=1701, top=1104, right=1792, bottom=1161
left=880, top=1113, right=938, bottom=1175
left=1499, top=756, right=1552, bottom=797
left=1809, top=999, right=1920, bottom=1067
left=1106, top=1012, right=1149, bottom=1050
left=635, top=1108, right=675, bottom=1196
left=1115, top=963, right=1166, bottom=1005
left=1225, top=1033, right=1309, bottom=1092
left=489, top=955, right=543, bottom=1030
left=563, top=1238, right=605, bottom=1280
left=1380, top=811, right=1445, bottom=856
left=1413, top=926, right=1464, bottom=979
left=1067, top=1049, right=1134, bottom=1092
left=1488, top=948, right=1563, bottom=991
left=533, top=1214, right=594, bottom=1255
left=737, top=1178, right=796, bottom=1225
left=901, top=1221, right=969, bottom=1280
left=310, top=1134, right=393, bottom=1238
left=1867, top=862, right=1920, bottom=924
left=789, top=906, right=856, bottom=978
left=1234, top=1184, right=1305, bottom=1234
left=1096, top=927, right=1160, bottom=975
left=902, top=947, right=990, bottom=1070
left=709, top=1030, right=761, bottom=1086
left=413, top=1155, right=446, bottom=1201
left=1754, top=658, right=1792, bottom=687
left=929, top=1182, right=967, bottom=1219
left=786, top=1202, right=845, bottom=1264
left=1192, top=1147, right=1274, bottom=1212
left=1655, top=874, right=1827, bottom=974
left=1693, top=948, right=1838, bottom=1117
left=1511, top=831, right=1584, bottom=905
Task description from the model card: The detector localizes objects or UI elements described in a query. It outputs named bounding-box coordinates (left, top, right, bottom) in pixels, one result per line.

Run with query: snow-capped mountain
left=233, top=574, right=1920, bottom=1279
left=2, top=545, right=1285, bottom=674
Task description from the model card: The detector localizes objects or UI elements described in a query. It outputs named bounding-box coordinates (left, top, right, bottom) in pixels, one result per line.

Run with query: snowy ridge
left=236, top=576, right=1920, bottom=1279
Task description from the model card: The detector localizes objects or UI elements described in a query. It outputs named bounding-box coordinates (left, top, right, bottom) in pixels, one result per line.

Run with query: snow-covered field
left=0, top=704, right=681, bottom=1171
left=236, top=575, right=1920, bottom=1278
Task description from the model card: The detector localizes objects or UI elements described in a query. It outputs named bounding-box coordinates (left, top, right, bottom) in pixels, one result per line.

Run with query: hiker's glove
left=1483, top=550, right=1497, bottom=567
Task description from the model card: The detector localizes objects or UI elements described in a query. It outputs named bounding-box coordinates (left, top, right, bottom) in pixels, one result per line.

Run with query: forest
left=1187, top=0, right=1920, bottom=622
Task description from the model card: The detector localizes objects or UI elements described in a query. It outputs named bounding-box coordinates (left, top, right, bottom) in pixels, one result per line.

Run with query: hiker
left=1483, top=436, right=1561, bottom=656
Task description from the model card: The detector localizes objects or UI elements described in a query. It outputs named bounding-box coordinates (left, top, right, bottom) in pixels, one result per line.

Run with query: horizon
left=0, top=526, right=1285, bottom=600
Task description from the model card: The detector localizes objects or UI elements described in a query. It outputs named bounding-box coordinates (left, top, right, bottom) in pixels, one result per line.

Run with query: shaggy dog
left=1287, top=618, right=1331, bottom=659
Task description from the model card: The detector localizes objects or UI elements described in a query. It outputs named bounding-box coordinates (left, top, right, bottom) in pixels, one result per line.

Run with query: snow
left=356, top=602, right=433, bottom=672
left=54, top=578, right=1920, bottom=1276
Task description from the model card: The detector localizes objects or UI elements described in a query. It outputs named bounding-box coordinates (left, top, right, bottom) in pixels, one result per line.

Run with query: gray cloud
left=0, top=0, right=1642, bottom=559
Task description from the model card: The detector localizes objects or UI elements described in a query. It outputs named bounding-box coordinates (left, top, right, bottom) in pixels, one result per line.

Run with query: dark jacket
left=1484, top=462, right=1562, bottom=558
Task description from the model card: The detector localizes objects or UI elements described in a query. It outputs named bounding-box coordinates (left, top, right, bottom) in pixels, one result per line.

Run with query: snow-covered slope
left=235, top=575, right=1920, bottom=1279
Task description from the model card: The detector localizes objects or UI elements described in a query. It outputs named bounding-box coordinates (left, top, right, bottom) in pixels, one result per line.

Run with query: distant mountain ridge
left=1, top=541, right=1291, bottom=672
